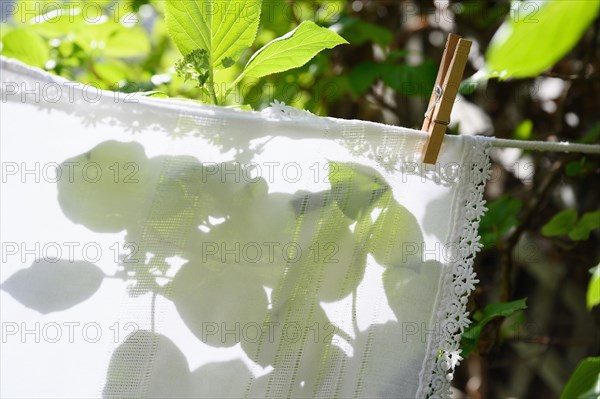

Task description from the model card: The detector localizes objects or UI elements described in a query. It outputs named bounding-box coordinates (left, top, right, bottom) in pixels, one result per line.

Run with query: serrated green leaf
left=569, top=210, right=600, bottom=241
left=560, top=357, right=600, bottom=399
left=486, top=1, right=600, bottom=79
left=1, top=28, right=49, bottom=68
left=241, top=21, right=347, bottom=80
left=542, top=209, right=578, bottom=237
left=165, top=0, right=262, bottom=69
left=587, top=265, right=600, bottom=311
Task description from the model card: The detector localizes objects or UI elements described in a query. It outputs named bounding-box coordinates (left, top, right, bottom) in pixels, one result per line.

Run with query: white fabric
left=0, top=57, right=491, bottom=399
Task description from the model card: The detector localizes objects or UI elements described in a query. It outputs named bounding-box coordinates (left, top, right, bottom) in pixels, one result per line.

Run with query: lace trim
left=261, top=100, right=318, bottom=120
left=417, top=137, right=492, bottom=399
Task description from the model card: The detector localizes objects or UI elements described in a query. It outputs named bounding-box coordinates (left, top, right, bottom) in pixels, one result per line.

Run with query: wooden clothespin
left=422, top=34, right=472, bottom=164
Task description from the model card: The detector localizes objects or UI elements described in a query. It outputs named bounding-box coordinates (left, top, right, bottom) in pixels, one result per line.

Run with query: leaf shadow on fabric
left=1, top=259, right=104, bottom=314
left=0, top=62, right=484, bottom=397
left=47, top=139, right=439, bottom=397
left=0, top=83, right=442, bottom=396
left=103, top=330, right=253, bottom=398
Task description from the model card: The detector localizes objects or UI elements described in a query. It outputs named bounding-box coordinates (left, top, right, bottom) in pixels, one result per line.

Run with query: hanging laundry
left=0, top=57, right=491, bottom=399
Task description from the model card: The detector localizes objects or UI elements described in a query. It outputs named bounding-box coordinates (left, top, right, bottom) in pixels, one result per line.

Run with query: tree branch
left=500, top=159, right=566, bottom=302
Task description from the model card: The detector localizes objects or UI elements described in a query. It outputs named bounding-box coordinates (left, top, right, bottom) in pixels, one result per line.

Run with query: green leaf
left=25, top=7, right=87, bottom=39
left=486, top=1, right=600, bottom=79
left=541, top=209, right=578, bottom=237
left=587, top=265, right=600, bottom=311
left=381, top=61, right=437, bottom=96
left=560, top=357, right=600, bottom=399
left=387, top=50, right=410, bottom=62
left=566, top=158, right=586, bottom=177
left=165, top=0, right=262, bottom=69
left=461, top=298, right=528, bottom=357
left=143, top=91, right=170, bottom=98
left=1, top=28, right=49, bottom=68
left=514, top=119, right=533, bottom=140
left=103, top=26, right=151, bottom=58
left=225, top=104, right=252, bottom=110
left=221, top=56, right=235, bottom=68
left=460, top=337, right=478, bottom=359
left=581, top=123, right=600, bottom=145
left=479, top=196, right=522, bottom=248
left=94, top=61, right=131, bottom=83
left=348, top=61, right=380, bottom=95
left=478, top=298, right=528, bottom=326
left=569, top=210, right=600, bottom=241
left=459, top=70, right=487, bottom=95
left=334, top=14, right=393, bottom=47
left=241, top=21, right=347, bottom=80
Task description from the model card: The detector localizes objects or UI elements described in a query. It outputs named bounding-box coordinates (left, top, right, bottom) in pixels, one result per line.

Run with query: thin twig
left=540, top=71, right=599, bottom=82
left=499, top=159, right=566, bottom=302
left=479, top=159, right=567, bottom=356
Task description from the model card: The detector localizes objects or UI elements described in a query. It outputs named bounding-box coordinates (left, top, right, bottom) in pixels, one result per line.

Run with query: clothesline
left=487, top=138, right=600, bottom=154
left=1, top=56, right=599, bottom=156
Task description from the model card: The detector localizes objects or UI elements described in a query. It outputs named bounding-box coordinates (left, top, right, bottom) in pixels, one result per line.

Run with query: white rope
left=489, top=138, right=600, bottom=154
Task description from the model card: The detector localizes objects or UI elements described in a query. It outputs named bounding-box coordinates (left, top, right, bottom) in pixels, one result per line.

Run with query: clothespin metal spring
left=422, top=34, right=472, bottom=165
